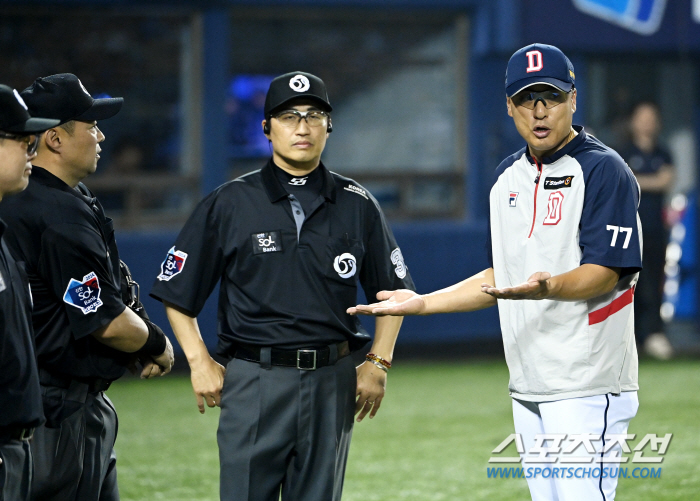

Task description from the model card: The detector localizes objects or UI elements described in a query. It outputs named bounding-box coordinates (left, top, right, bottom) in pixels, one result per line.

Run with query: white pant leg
left=512, top=398, right=558, bottom=501
left=539, top=392, right=639, bottom=501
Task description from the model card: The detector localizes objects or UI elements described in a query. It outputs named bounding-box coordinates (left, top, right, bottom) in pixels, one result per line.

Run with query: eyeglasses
left=273, top=110, right=329, bottom=128
left=511, top=89, right=569, bottom=110
left=0, top=132, right=39, bottom=155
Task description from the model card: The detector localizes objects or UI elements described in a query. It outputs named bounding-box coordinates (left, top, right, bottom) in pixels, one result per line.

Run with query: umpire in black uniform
left=0, top=84, right=59, bottom=501
left=0, top=74, right=175, bottom=501
left=151, top=71, right=414, bottom=501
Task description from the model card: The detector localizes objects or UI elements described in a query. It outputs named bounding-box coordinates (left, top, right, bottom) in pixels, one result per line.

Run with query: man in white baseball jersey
left=349, top=43, right=642, bottom=501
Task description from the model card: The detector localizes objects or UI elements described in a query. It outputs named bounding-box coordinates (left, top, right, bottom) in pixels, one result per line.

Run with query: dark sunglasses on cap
left=511, top=89, right=570, bottom=110
left=0, top=131, right=39, bottom=155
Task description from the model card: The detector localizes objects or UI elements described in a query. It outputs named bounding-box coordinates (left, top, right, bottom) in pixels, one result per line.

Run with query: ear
left=261, top=119, right=270, bottom=137
left=42, top=128, right=63, bottom=153
left=506, top=96, right=514, bottom=117
left=571, top=89, right=577, bottom=114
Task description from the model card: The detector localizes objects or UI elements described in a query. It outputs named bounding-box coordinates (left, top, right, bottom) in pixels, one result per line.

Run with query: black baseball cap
left=0, top=84, right=60, bottom=133
left=264, top=71, right=332, bottom=117
left=21, top=73, right=123, bottom=125
left=505, top=43, right=575, bottom=97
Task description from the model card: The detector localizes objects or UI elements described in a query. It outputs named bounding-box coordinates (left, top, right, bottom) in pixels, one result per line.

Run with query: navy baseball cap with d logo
left=505, top=43, right=575, bottom=97
left=21, top=73, right=123, bottom=125
left=264, top=71, right=332, bottom=116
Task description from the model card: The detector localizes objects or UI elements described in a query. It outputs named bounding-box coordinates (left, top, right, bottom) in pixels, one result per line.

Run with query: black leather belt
left=0, top=425, right=35, bottom=442
left=234, top=341, right=350, bottom=370
left=39, top=369, right=112, bottom=393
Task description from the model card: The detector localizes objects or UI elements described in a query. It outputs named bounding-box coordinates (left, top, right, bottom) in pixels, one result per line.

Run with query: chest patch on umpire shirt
left=157, top=246, right=188, bottom=281
left=544, top=176, right=574, bottom=189
left=252, top=231, right=283, bottom=254
left=63, top=272, right=103, bottom=314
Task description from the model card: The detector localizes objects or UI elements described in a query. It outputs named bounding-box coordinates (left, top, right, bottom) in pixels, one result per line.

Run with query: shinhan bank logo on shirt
left=509, top=192, right=519, bottom=207
left=572, top=0, right=667, bottom=35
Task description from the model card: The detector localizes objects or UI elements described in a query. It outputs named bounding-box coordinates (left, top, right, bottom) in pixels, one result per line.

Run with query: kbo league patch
left=158, top=246, right=188, bottom=281
left=63, top=272, right=103, bottom=315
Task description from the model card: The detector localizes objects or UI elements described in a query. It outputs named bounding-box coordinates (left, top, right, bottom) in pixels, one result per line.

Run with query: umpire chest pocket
left=325, top=236, right=364, bottom=286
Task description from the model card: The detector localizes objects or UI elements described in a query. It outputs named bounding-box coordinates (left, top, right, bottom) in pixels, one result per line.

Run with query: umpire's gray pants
left=30, top=381, right=119, bottom=501
left=0, top=439, right=32, bottom=501
left=218, top=352, right=356, bottom=501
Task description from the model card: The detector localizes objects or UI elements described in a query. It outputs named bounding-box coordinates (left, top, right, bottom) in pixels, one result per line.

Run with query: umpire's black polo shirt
left=151, top=160, right=414, bottom=354
left=0, top=167, right=129, bottom=380
left=0, top=222, right=43, bottom=429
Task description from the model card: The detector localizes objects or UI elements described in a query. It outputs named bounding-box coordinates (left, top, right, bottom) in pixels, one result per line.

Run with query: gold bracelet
left=366, top=353, right=392, bottom=369
left=367, top=358, right=388, bottom=373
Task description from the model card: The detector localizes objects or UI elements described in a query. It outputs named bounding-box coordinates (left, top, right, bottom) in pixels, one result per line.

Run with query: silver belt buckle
left=297, top=349, right=317, bottom=370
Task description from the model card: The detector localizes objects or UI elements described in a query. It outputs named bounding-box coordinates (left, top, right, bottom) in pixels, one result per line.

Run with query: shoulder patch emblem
left=158, top=246, right=188, bottom=281
left=63, top=272, right=103, bottom=314
left=344, top=184, right=368, bottom=200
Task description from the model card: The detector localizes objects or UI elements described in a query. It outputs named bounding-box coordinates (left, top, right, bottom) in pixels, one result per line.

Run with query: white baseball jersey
left=487, top=127, right=642, bottom=402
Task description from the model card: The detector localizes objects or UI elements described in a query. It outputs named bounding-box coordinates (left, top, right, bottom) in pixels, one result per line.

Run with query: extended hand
left=347, top=289, right=425, bottom=316
left=481, top=271, right=552, bottom=300
left=190, top=357, right=226, bottom=414
left=355, top=361, right=387, bottom=422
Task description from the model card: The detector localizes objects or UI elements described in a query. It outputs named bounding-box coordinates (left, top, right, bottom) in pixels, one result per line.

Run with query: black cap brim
left=269, top=95, right=332, bottom=116
left=74, top=97, right=124, bottom=122
left=4, top=117, right=61, bottom=134
left=507, top=77, right=573, bottom=97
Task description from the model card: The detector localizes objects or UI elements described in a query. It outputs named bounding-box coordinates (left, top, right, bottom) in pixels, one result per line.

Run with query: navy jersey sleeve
left=579, top=154, right=642, bottom=277
left=150, top=192, right=226, bottom=316
left=359, top=196, right=415, bottom=302
left=38, top=223, right=126, bottom=339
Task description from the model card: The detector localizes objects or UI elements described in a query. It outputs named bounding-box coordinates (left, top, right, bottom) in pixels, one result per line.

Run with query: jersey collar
left=261, top=159, right=336, bottom=204
left=526, top=125, right=587, bottom=165
left=29, top=166, right=97, bottom=207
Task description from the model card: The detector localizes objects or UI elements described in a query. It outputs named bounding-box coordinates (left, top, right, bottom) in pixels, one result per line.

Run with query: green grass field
left=108, top=359, right=700, bottom=500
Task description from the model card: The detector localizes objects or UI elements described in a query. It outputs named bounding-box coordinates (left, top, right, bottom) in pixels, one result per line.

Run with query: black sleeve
left=149, top=192, right=226, bottom=316
left=359, top=197, right=416, bottom=302
left=38, top=223, right=126, bottom=339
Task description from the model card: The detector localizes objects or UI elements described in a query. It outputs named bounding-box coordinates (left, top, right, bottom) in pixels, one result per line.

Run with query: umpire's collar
left=30, top=165, right=97, bottom=207
left=261, top=159, right=336, bottom=204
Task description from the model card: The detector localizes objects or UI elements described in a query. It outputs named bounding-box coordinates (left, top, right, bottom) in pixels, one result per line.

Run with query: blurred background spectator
left=620, top=102, right=675, bottom=359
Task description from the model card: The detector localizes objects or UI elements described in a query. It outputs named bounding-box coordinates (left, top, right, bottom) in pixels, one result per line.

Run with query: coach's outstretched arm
left=481, top=264, right=621, bottom=301
left=164, top=301, right=226, bottom=414
left=348, top=264, right=622, bottom=317
left=348, top=268, right=497, bottom=316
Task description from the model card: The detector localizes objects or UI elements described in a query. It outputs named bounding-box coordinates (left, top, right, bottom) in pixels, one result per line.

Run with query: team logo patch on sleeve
left=157, top=247, right=188, bottom=281
left=63, top=272, right=103, bottom=314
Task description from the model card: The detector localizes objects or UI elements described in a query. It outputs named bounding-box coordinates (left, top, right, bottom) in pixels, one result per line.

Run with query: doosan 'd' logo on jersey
left=63, top=272, right=103, bottom=314
left=158, top=247, right=188, bottom=281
